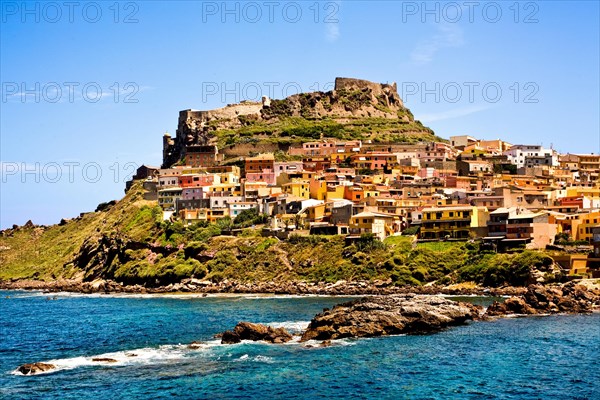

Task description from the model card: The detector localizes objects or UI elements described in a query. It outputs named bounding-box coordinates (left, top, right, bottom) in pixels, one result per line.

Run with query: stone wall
left=334, top=77, right=399, bottom=100
left=221, top=143, right=290, bottom=157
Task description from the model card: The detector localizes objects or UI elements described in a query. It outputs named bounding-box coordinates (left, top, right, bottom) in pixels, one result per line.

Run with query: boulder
left=220, top=322, right=293, bottom=344
left=92, top=358, right=117, bottom=363
left=187, top=341, right=205, bottom=349
left=17, top=362, right=56, bottom=375
left=300, top=294, right=481, bottom=342
left=485, top=297, right=537, bottom=316
left=234, top=322, right=293, bottom=344
left=221, top=330, right=241, bottom=344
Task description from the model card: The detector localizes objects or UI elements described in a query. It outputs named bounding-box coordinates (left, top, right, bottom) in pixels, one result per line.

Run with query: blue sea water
left=0, top=291, right=598, bottom=400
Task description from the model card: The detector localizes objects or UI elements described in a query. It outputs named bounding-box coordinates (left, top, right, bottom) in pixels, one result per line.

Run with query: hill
left=163, top=77, right=443, bottom=167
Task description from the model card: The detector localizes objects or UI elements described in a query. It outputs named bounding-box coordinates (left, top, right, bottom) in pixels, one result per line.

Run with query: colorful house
left=420, top=206, right=489, bottom=240
left=349, top=211, right=401, bottom=241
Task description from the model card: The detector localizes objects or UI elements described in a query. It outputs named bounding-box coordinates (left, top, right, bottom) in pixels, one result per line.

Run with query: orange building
left=245, top=153, right=275, bottom=174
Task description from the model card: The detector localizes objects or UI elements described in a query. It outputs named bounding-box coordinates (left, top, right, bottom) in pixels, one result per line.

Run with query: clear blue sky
left=1, top=1, right=599, bottom=228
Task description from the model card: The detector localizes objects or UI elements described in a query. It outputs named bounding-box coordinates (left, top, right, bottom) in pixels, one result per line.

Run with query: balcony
left=488, top=220, right=507, bottom=226
left=507, top=222, right=533, bottom=229
left=506, top=233, right=532, bottom=239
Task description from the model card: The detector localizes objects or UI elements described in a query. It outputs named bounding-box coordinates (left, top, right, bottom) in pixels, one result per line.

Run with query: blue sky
left=1, top=1, right=599, bottom=228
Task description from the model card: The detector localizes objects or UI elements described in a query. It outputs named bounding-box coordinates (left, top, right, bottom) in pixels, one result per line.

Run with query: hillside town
left=126, top=133, right=600, bottom=278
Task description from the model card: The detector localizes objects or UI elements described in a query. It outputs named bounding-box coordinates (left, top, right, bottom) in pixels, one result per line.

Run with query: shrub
left=184, top=241, right=208, bottom=259
left=391, top=266, right=421, bottom=286
left=355, top=233, right=386, bottom=252
left=233, top=209, right=269, bottom=228
left=402, top=226, right=420, bottom=236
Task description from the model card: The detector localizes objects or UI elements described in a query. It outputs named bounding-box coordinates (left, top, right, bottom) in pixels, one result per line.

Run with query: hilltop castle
left=162, top=78, right=403, bottom=168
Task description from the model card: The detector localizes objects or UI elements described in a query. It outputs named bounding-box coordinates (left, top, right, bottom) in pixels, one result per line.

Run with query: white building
left=503, top=145, right=558, bottom=168
left=229, top=201, right=258, bottom=218
left=449, top=135, right=477, bottom=149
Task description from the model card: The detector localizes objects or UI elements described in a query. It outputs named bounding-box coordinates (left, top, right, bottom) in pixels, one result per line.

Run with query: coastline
left=0, top=278, right=527, bottom=297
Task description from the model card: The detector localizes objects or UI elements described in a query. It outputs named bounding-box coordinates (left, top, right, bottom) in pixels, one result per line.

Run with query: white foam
left=234, top=354, right=274, bottom=363
left=333, top=338, right=357, bottom=347
left=10, top=342, right=226, bottom=376
left=253, top=355, right=273, bottom=363
left=264, top=321, right=311, bottom=333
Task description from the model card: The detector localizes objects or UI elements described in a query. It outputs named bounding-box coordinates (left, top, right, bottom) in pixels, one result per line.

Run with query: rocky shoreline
left=0, top=278, right=527, bottom=297
left=13, top=282, right=600, bottom=375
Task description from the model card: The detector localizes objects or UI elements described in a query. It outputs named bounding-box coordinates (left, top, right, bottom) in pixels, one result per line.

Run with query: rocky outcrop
left=220, top=322, right=293, bottom=344
left=16, top=362, right=56, bottom=375
left=71, top=234, right=126, bottom=280
left=485, top=283, right=600, bottom=316
left=300, top=294, right=481, bottom=342
left=91, top=358, right=117, bottom=363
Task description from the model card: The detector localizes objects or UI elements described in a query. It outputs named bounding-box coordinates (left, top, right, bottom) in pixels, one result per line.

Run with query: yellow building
left=566, top=186, right=600, bottom=207
left=309, top=179, right=327, bottom=200
left=179, top=208, right=229, bottom=225
left=349, top=211, right=401, bottom=241
left=305, top=203, right=327, bottom=223
left=207, top=183, right=241, bottom=197
left=282, top=180, right=311, bottom=199
left=218, top=171, right=240, bottom=184
left=577, top=211, right=600, bottom=242
left=325, top=184, right=347, bottom=201
left=420, top=206, right=489, bottom=240
left=360, top=174, right=388, bottom=185
left=578, top=154, right=600, bottom=182
left=364, top=189, right=381, bottom=198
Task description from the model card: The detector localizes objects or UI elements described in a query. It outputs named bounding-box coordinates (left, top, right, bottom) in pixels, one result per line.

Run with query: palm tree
left=294, top=213, right=303, bottom=230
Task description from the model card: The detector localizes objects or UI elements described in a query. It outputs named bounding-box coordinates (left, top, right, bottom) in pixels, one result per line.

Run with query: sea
left=0, top=290, right=598, bottom=400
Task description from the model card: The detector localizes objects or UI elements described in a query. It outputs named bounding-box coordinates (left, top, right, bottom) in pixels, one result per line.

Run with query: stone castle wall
left=179, top=102, right=263, bottom=128
left=334, top=77, right=398, bottom=96
left=221, top=143, right=290, bottom=157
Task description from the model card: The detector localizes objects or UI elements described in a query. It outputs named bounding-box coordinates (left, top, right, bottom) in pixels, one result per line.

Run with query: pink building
left=182, top=186, right=209, bottom=200
left=179, top=174, right=218, bottom=188
left=273, top=161, right=303, bottom=176
left=245, top=170, right=277, bottom=185
left=352, top=153, right=399, bottom=170
left=289, top=140, right=361, bottom=157
left=417, top=142, right=457, bottom=162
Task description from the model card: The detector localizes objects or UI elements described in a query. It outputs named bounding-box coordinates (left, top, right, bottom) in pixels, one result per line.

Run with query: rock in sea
left=17, top=362, right=56, bottom=375
left=300, top=294, right=481, bottom=342
left=220, top=322, right=293, bottom=344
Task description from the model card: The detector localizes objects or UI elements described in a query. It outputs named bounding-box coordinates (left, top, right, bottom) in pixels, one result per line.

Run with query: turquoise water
left=0, top=290, right=598, bottom=399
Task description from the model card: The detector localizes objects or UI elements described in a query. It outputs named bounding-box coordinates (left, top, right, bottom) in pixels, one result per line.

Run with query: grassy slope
left=0, top=183, right=159, bottom=281
left=215, top=116, right=444, bottom=149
